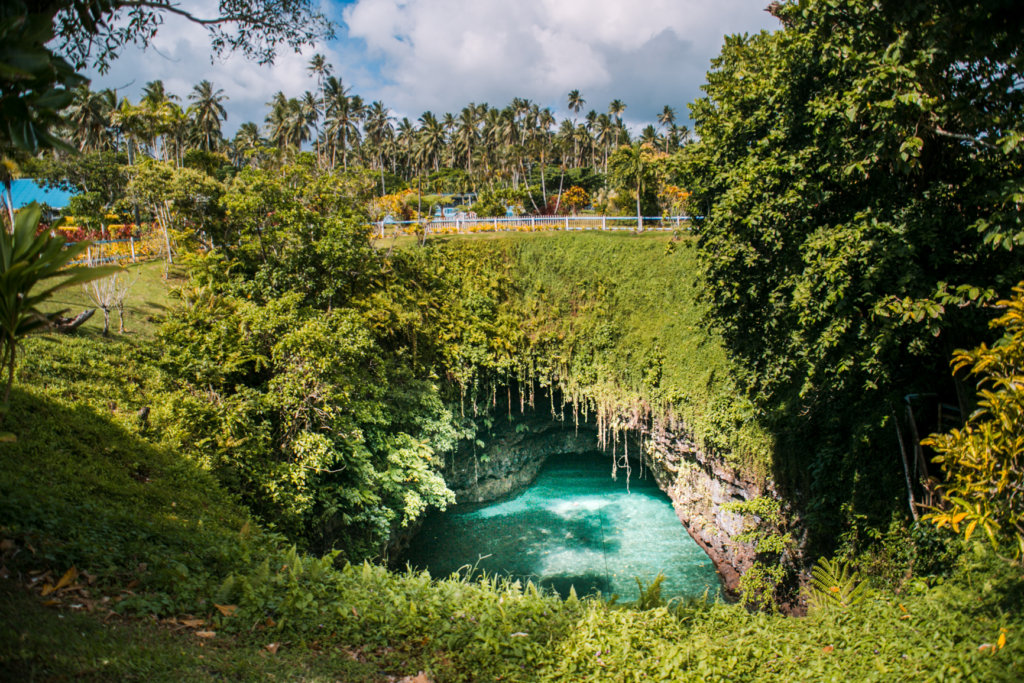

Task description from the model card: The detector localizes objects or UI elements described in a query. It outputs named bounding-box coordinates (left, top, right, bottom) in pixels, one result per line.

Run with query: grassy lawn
left=40, top=258, right=185, bottom=338
left=372, top=226, right=686, bottom=250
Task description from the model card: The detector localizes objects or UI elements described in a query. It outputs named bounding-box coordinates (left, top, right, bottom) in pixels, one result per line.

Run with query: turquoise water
left=403, top=453, right=723, bottom=602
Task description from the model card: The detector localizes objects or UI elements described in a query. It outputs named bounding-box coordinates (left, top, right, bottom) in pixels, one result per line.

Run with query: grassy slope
left=429, top=231, right=772, bottom=471
left=3, top=243, right=1023, bottom=681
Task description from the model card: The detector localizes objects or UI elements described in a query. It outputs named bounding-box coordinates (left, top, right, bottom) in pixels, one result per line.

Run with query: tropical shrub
left=0, top=203, right=116, bottom=417
left=925, top=282, right=1024, bottom=561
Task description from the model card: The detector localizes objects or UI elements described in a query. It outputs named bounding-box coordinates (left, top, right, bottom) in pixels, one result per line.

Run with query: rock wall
left=643, top=429, right=766, bottom=595
left=446, top=414, right=598, bottom=503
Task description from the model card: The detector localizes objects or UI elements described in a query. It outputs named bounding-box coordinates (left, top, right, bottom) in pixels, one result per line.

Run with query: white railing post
left=531, top=216, right=536, bottom=231
left=130, top=236, right=137, bottom=262
left=564, top=216, right=569, bottom=231
left=602, top=216, right=607, bottom=230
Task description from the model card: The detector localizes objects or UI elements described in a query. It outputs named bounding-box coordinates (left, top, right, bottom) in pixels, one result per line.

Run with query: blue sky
left=86, top=0, right=777, bottom=135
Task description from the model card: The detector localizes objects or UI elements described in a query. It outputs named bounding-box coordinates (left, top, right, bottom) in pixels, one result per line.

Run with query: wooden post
left=893, top=411, right=919, bottom=521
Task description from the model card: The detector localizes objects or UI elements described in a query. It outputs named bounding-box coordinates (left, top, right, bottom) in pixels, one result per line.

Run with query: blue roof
left=9, top=179, right=77, bottom=209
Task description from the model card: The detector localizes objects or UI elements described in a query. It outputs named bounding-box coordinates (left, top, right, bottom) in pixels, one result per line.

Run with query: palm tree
left=567, top=90, right=585, bottom=166
left=265, top=92, right=309, bottom=156
left=608, top=143, right=653, bottom=230
left=66, top=86, right=116, bottom=152
left=363, top=100, right=394, bottom=193
left=323, top=76, right=363, bottom=170
left=139, top=80, right=179, bottom=160
left=537, top=107, right=555, bottom=203
left=609, top=99, right=627, bottom=148
left=396, top=117, right=416, bottom=179
left=453, top=105, right=479, bottom=181
left=111, top=97, right=147, bottom=163
left=232, top=121, right=264, bottom=166
left=416, top=111, right=446, bottom=173
left=594, top=113, right=614, bottom=171
left=162, top=102, right=189, bottom=166
left=307, top=54, right=332, bottom=164
left=658, top=106, right=676, bottom=152
left=639, top=124, right=660, bottom=148
left=187, top=80, right=228, bottom=152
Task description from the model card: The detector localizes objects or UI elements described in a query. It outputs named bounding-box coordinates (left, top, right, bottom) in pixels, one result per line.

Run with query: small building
left=6, top=179, right=77, bottom=219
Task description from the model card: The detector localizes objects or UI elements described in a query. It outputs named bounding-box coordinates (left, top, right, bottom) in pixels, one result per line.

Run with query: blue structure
left=8, top=179, right=76, bottom=209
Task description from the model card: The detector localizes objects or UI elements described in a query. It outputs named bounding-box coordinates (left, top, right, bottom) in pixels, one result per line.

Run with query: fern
left=635, top=572, right=666, bottom=610
left=806, top=557, right=866, bottom=613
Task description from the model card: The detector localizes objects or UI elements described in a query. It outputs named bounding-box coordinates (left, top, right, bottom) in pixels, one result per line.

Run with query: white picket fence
left=373, top=215, right=693, bottom=239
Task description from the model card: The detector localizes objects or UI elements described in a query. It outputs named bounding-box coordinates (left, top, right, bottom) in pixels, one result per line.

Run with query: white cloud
left=83, top=0, right=778, bottom=134
left=83, top=1, right=353, bottom=135
left=343, top=0, right=777, bottom=125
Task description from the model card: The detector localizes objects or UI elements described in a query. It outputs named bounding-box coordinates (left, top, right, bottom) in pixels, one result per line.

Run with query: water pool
left=403, top=453, right=723, bottom=602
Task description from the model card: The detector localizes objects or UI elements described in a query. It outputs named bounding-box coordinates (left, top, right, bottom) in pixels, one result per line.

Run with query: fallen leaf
left=0, top=539, right=14, bottom=551
left=214, top=603, right=237, bottom=617
left=0, top=432, right=17, bottom=443
left=42, top=599, right=60, bottom=607
left=195, top=631, right=216, bottom=639
left=40, top=583, right=56, bottom=597
left=822, top=645, right=834, bottom=654
left=180, top=618, right=205, bottom=628
left=265, top=642, right=280, bottom=654
left=352, top=606, right=359, bottom=617
left=398, top=673, right=431, bottom=683
left=54, top=567, right=78, bottom=592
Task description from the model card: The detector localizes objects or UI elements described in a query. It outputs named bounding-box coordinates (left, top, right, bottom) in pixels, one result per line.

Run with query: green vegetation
left=0, top=204, right=117, bottom=417
left=925, top=284, right=1024, bottom=560
left=3, top=0, right=1024, bottom=678
left=680, top=0, right=1024, bottom=561
left=418, top=232, right=770, bottom=469
left=4, top=236, right=1023, bottom=680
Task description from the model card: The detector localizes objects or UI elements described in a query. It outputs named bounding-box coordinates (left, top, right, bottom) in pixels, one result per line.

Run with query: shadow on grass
left=0, top=388, right=249, bottom=598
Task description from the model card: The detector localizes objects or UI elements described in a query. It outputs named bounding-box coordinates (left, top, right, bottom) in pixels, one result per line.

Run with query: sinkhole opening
left=402, top=451, right=724, bottom=602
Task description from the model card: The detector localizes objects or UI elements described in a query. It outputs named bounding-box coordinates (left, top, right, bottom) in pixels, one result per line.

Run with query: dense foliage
left=683, top=0, right=1024, bottom=551
left=3, top=316, right=1022, bottom=679
left=925, top=283, right=1024, bottom=560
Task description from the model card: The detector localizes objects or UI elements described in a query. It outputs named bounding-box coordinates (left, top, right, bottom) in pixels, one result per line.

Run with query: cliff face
left=446, top=414, right=599, bottom=503
left=643, top=429, right=766, bottom=594
left=440, top=409, right=766, bottom=595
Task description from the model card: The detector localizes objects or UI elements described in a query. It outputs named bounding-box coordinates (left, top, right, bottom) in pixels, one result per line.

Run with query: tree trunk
left=636, top=180, right=643, bottom=231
